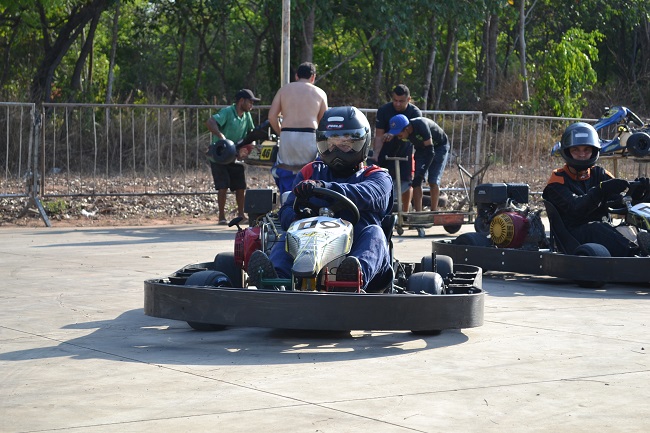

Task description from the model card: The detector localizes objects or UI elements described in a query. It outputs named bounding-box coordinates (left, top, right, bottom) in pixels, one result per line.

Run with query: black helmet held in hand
left=560, top=122, right=601, bottom=170
left=316, top=106, right=371, bottom=175
left=207, top=138, right=237, bottom=164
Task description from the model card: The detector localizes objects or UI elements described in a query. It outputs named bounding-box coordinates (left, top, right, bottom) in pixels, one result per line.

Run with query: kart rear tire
left=573, top=242, right=610, bottom=257
left=627, top=131, right=650, bottom=157
left=453, top=232, right=492, bottom=247
left=572, top=243, right=610, bottom=288
left=420, top=255, right=453, bottom=281
left=214, top=252, right=243, bottom=287
left=407, top=271, right=445, bottom=295
left=184, top=270, right=232, bottom=331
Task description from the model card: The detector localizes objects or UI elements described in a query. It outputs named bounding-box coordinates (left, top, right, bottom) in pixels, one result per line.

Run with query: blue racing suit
left=269, top=161, right=394, bottom=291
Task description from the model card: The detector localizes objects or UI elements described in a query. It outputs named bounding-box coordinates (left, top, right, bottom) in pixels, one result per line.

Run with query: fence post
left=17, top=105, right=51, bottom=227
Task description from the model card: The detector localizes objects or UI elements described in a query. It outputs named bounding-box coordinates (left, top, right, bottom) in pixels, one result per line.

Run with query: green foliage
left=530, top=28, right=602, bottom=117
left=43, top=198, right=68, bottom=216
left=0, top=0, right=649, bottom=113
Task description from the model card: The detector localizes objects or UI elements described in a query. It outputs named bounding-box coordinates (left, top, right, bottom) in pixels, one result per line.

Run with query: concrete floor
left=1, top=223, right=649, bottom=432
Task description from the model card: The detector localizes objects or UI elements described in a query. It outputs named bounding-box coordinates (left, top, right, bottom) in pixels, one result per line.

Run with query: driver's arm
left=278, top=172, right=306, bottom=230
left=324, top=168, right=393, bottom=216
left=542, top=169, right=614, bottom=219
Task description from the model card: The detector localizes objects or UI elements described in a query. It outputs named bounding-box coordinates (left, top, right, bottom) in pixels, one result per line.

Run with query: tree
left=30, top=0, right=114, bottom=103
left=531, top=28, right=602, bottom=117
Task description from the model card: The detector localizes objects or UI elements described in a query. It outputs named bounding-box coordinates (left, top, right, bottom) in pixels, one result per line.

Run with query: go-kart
left=551, top=106, right=650, bottom=161
left=144, top=188, right=484, bottom=333
left=432, top=182, right=650, bottom=288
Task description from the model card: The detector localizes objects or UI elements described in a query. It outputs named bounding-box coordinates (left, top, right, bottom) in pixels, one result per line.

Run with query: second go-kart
left=144, top=188, right=484, bottom=333
left=433, top=182, right=650, bottom=288
left=551, top=105, right=650, bottom=161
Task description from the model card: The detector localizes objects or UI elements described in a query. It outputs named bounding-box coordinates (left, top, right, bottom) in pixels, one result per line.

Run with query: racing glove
left=599, top=178, right=629, bottom=198
left=293, top=180, right=323, bottom=199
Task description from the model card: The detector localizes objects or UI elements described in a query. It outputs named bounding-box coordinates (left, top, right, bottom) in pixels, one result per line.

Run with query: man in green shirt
left=206, top=89, right=259, bottom=224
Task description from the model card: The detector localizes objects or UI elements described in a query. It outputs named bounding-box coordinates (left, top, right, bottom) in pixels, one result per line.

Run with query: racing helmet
left=559, top=122, right=601, bottom=170
left=316, top=106, right=371, bottom=173
left=207, top=138, right=237, bottom=164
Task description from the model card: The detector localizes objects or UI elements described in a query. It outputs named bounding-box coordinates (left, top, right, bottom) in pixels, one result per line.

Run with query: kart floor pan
left=144, top=262, right=484, bottom=332
left=432, top=240, right=650, bottom=284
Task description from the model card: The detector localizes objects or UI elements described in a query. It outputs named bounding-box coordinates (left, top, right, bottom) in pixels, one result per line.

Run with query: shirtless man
left=268, top=62, right=328, bottom=194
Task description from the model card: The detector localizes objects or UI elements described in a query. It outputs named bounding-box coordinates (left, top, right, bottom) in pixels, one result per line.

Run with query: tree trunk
left=31, top=0, right=111, bottom=103
left=71, top=15, right=99, bottom=93
left=435, top=21, right=455, bottom=110
left=486, top=13, right=499, bottom=97
left=170, top=25, right=187, bottom=105
left=518, top=0, right=530, bottom=102
left=371, top=43, right=384, bottom=107
left=1, top=16, right=22, bottom=90
left=422, top=14, right=438, bottom=110
left=246, top=27, right=269, bottom=91
left=451, top=39, right=459, bottom=110
left=299, top=1, right=316, bottom=62
left=105, top=0, right=120, bottom=104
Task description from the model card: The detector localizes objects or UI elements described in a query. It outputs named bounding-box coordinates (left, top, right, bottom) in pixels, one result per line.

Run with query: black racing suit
left=542, top=164, right=637, bottom=257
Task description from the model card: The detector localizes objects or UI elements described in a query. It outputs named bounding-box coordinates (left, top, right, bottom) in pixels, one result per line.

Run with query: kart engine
left=234, top=227, right=261, bottom=271
left=489, top=208, right=547, bottom=250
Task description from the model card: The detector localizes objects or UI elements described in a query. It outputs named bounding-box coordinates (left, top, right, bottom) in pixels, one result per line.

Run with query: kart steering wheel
left=627, top=180, right=650, bottom=205
left=608, top=180, right=649, bottom=213
left=293, top=186, right=361, bottom=225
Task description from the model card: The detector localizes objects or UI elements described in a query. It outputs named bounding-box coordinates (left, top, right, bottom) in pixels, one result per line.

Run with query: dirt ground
left=0, top=195, right=230, bottom=228
left=0, top=164, right=544, bottom=229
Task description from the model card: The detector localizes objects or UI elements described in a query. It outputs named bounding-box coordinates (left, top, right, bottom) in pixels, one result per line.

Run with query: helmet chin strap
left=330, top=164, right=359, bottom=178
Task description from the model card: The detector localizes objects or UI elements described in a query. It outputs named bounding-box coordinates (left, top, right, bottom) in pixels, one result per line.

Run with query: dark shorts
left=210, top=162, right=246, bottom=191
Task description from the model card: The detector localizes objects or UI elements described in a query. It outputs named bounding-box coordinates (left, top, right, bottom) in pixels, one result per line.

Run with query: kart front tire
left=627, top=131, right=650, bottom=157
left=573, top=243, right=610, bottom=288
left=408, top=272, right=444, bottom=335
left=214, top=252, right=243, bottom=287
left=184, top=270, right=232, bottom=331
left=453, top=232, right=492, bottom=247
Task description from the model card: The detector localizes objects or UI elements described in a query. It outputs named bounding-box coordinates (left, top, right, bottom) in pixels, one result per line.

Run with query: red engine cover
left=234, top=227, right=261, bottom=271
left=489, top=211, right=530, bottom=248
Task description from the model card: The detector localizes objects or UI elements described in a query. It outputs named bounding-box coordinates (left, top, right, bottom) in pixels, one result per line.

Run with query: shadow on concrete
left=483, top=272, right=650, bottom=299
left=0, top=309, right=470, bottom=366
left=28, top=226, right=236, bottom=248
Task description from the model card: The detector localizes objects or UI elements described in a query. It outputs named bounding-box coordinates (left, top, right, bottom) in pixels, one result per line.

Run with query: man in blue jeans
left=248, top=106, right=394, bottom=292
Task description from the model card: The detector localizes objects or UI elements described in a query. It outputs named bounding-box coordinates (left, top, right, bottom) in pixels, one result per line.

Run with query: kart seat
left=381, top=214, right=397, bottom=245
left=543, top=200, right=581, bottom=254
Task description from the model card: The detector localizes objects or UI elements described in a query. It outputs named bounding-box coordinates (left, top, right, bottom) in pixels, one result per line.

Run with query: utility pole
left=281, top=0, right=291, bottom=87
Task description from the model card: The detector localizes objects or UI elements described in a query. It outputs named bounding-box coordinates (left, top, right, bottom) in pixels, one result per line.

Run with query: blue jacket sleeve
left=322, top=169, right=393, bottom=223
